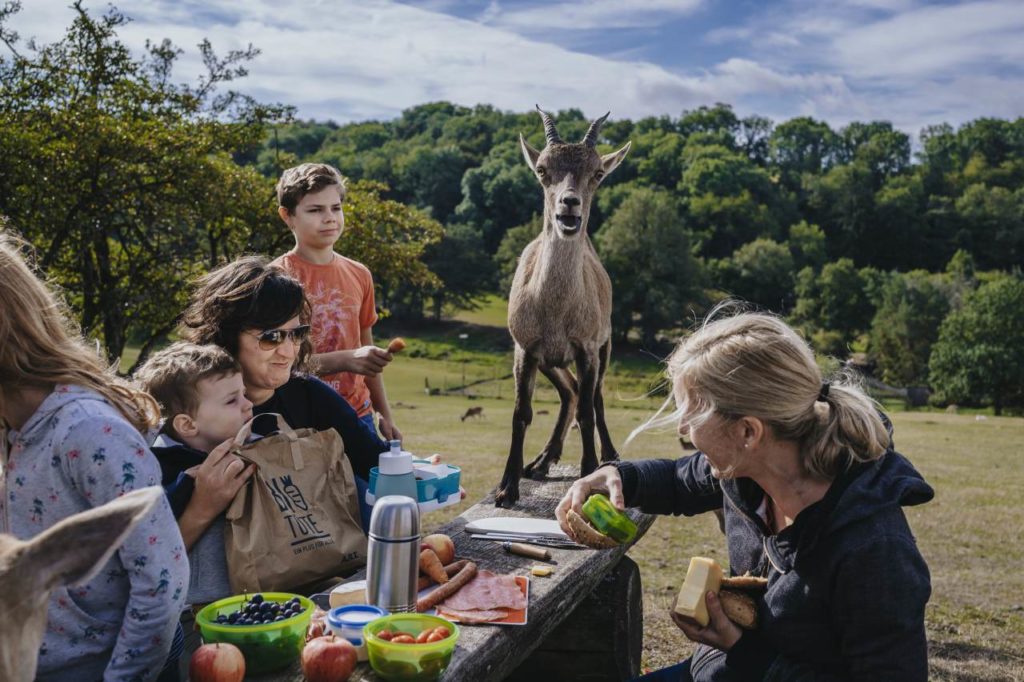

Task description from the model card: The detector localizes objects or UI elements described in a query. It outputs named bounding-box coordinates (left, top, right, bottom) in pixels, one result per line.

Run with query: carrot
left=417, top=561, right=477, bottom=612
left=419, top=548, right=449, bottom=584
left=417, top=559, right=469, bottom=591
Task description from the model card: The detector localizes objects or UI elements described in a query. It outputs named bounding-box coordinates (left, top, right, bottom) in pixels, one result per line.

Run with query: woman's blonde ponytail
left=804, top=375, right=890, bottom=479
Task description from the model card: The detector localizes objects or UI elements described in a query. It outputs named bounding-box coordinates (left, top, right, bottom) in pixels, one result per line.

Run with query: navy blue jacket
left=252, top=374, right=387, bottom=481
left=151, top=435, right=206, bottom=519
left=618, top=447, right=933, bottom=681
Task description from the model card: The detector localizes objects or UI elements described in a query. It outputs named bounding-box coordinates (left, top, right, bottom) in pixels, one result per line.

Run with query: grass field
left=370, top=299, right=1024, bottom=681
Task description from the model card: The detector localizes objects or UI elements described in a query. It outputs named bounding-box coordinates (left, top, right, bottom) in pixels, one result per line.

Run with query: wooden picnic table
left=263, top=464, right=654, bottom=681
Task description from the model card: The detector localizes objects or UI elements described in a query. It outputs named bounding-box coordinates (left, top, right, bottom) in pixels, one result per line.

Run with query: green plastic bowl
left=364, top=613, right=459, bottom=681
left=195, top=592, right=314, bottom=674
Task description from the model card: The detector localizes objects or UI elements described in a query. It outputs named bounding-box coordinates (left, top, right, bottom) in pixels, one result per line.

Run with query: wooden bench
left=266, top=464, right=654, bottom=681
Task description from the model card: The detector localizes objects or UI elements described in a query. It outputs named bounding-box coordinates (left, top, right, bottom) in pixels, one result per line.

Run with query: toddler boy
left=271, top=163, right=400, bottom=441
left=135, top=342, right=255, bottom=604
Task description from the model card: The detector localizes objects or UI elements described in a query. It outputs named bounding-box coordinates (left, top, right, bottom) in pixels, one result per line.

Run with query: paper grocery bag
left=224, top=414, right=367, bottom=593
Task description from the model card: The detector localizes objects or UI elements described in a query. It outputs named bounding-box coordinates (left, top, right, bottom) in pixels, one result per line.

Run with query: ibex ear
left=22, top=487, right=162, bottom=590
left=520, top=133, right=541, bottom=172
left=601, top=141, right=631, bottom=177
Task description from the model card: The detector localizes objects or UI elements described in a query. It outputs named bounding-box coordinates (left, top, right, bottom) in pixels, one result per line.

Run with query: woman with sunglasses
left=180, top=256, right=388, bottom=531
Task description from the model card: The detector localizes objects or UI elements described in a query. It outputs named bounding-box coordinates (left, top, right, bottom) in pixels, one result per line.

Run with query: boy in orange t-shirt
left=271, top=163, right=400, bottom=441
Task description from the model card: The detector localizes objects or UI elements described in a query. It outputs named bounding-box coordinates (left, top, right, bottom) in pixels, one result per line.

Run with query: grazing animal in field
left=0, top=487, right=162, bottom=682
left=461, top=406, right=485, bottom=421
left=495, top=106, right=631, bottom=508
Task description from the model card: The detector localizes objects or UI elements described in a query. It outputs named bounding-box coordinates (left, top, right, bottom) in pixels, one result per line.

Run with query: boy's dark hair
left=134, top=342, right=241, bottom=439
left=179, top=255, right=313, bottom=372
left=276, top=163, right=347, bottom=214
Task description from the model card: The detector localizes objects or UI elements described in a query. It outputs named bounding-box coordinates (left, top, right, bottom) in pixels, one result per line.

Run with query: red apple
left=301, top=634, right=358, bottom=682
left=422, top=533, right=455, bottom=565
left=189, top=642, right=245, bottom=682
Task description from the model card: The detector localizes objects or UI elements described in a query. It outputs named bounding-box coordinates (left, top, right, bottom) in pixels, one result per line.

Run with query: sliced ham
left=437, top=606, right=510, bottom=623
left=440, top=570, right=526, bottom=611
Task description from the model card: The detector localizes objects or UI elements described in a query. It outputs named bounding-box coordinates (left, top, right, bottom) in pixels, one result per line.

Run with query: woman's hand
left=554, top=465, right=624, bottom=540
left=190, top=439, right=255, bottom=521
left=670, top=590, right=743, bottom=652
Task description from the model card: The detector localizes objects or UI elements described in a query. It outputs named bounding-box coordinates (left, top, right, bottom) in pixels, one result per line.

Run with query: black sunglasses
left=248, top=324, right=311, bottom=350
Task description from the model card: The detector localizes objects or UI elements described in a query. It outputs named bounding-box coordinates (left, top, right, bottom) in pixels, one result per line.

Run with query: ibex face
left=519, top=106, right=631, bottom=239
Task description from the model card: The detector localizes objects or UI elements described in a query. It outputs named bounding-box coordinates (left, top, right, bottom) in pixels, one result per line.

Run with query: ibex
left=0, top=487, right=162, bottom=682
left=461, top=406, right=485, bottom=422
left=495, top=106, right=631, bottom=508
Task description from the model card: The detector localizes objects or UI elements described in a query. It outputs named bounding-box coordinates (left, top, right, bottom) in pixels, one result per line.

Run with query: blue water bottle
left=373, top=440, right=418, bottom=501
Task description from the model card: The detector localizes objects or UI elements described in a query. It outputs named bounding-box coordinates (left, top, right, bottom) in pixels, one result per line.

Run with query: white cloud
left=2, top=0, right=845, bottom=125
left=3, top=0, right=1020, bottom=137
left=481, top=0, right=706, bottom=31
left=831, top=0, right=1024, bottom=79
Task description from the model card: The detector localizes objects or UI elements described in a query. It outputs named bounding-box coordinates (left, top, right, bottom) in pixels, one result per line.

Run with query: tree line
left=1, top=2, right=1021, bottom=412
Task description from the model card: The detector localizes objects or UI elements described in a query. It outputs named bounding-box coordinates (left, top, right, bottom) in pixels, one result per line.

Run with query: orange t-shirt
left=272, top=252, right=379, bottom=416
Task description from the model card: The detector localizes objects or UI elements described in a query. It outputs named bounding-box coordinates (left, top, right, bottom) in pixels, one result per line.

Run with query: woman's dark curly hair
left=180, top=256, right=313, bottom=373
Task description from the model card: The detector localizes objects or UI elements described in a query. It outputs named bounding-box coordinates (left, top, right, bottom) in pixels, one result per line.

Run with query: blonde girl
left=0, top=232, right=188, bottom=681
left=556, top=308, right=933, bottom=682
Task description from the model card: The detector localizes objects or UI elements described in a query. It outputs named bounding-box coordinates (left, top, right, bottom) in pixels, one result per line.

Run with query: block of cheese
left=329, top=579, right=368, bottom=608
left=672, top=557, right=723, bottom=626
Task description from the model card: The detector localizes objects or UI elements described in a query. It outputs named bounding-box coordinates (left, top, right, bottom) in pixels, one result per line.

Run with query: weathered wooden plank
left=264, top=464, right=654, bottom=682
left=504, top=555, right=643, bottom=681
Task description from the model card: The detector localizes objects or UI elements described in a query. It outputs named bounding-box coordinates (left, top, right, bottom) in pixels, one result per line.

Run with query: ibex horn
left=582, top=111, right=611, bottom=147
left=535, top=104, right=563, bottom=146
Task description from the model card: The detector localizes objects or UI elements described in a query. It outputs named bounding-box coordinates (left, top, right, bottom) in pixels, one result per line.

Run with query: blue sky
left=8, top=0, right=1024, bottom=137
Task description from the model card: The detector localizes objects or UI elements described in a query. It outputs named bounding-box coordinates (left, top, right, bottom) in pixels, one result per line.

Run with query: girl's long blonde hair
left=0, top=231, right=159, bottom=433
left=632, top=304, right=890, bottom=479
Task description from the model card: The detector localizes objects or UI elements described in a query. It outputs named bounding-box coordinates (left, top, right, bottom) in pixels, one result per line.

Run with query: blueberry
left=227, top=613, right=239, bottom=624
left=251, top=594, right=264, bottom=605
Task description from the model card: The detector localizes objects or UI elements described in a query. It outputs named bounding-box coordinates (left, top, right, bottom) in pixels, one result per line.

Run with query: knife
left=469, top=532, right=585, bottom=549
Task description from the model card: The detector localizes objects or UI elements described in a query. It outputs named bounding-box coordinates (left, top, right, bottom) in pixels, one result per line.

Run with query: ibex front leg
left=574, top=348, right=600, bottom=477
left=524, top=365, right=578, bottom=480
left=496, top=346, right=538, bottom=508
left=594, top=339, right=619, bottom=463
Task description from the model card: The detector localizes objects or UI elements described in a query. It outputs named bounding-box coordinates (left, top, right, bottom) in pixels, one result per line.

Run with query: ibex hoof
left=494, top=486, right=519, bottom=508
left=523, top=458, right=551, bottom=481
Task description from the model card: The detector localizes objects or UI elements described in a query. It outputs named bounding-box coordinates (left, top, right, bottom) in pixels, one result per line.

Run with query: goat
left=461, top=406, right=485, bottom=422
left=0, top=487, right=162, bottom=682
left=495, top=106, right=631, bottom=508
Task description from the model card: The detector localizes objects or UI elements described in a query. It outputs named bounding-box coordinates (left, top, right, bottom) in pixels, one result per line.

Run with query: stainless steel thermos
left=365, top=494, right=420, bottom=613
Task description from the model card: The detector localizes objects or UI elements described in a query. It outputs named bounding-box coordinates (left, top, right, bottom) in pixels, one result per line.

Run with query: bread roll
left=719, top=589, right=758, bottom=629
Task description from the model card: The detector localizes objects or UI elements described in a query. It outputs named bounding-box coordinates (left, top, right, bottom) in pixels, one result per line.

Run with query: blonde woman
left=556, top=310, right=933, bottom=681
left=0, top=233, right=189, bottom=681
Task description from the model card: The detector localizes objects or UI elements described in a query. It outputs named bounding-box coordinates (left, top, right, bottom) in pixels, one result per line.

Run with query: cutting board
left=464, top=517, right=569, bottom=539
